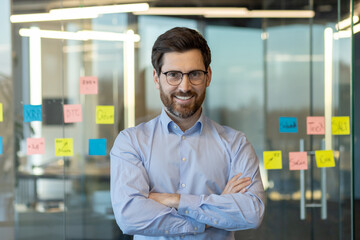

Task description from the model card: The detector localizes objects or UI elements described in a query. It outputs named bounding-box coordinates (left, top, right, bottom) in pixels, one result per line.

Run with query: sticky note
left=89, top=139, right=107, bottom=156
left=0, top=103, right=3, bottom=122
left=80, top=76, right=98, bottom=95
left=289, top=152, right=308, bottom=170
left=96, top=106, right=114, bottom=124
left=55, top=138, right=73, bottom=156
left=332, top=116, right=350, bottom=135
left=63, top=104, right=82, bottom=123
left=315, top=150, right=335, bottom=168
left=27, top=138, right=45, bottom=155
left=307, top=116, right=325, bottom=135
left=24, top=105, right=42, bottom=122
left=279, top=117, right=298, bottom=133
left=264, top=151, right=282, bottom=169
left=0, top=136, right=3, bottom=155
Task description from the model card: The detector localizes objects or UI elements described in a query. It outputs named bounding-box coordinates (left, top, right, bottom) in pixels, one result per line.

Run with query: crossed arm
left=148, top=172, right=252, bottom=209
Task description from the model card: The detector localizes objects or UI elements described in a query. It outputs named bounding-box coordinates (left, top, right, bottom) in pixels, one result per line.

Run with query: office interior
left=0, top=0, right=360, bottom=239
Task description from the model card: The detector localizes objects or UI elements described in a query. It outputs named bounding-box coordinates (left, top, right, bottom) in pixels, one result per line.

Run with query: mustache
left=172, top=91, right=196, bottom=97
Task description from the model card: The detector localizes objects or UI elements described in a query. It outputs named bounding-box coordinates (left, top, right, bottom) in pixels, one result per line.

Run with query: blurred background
left=0, top=0, right=359, bottom=239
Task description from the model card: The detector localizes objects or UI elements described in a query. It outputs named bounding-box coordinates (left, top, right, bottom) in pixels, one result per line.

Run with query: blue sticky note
left=0, top=136, right=3, bottom=155
left=24, top=105, right=42, bottom=122
left=279, top=117, right=298, bottom=133
left=89, top=138, right=107, bottom=156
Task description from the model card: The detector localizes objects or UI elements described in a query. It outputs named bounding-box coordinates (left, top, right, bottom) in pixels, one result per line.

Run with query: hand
left=148, top=192, right=180, bottom=209
left=221, top=173, right=251, bottom=195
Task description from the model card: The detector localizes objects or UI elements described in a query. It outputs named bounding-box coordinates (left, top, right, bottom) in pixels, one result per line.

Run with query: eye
left=167, top=71, right=181, bottom=78
left=190, top=71, right=202, bottom=78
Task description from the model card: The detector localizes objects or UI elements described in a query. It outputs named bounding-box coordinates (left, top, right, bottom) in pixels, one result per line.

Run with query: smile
left=174, top=95, right=193, bottom=100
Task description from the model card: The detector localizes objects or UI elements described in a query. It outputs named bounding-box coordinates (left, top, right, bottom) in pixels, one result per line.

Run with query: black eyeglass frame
left=161, top=70, right=208, bottom=86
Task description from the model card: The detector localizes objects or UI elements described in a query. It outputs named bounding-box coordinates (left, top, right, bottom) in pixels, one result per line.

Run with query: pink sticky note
left=80, top=76, right=98, bottom=94
left=307, top=116, right=325, bottom=135
left=27, top=138, right=45, bottom=155
left=289, top=152, right=308, bottom=170
left=63, top=104, right=82, bottom=123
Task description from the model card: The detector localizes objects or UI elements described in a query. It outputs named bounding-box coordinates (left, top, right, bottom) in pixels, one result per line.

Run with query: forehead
left=162, top=49, right=205, bottom=71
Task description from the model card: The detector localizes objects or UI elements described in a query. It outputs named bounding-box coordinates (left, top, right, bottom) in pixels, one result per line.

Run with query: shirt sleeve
left=177, top=133, right=265, bottom=231
left=110, top=130, right=205, bottom=236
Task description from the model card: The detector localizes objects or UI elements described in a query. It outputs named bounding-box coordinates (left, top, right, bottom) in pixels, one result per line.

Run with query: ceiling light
left=205, top=10, right=315, bottom=18
left=133, top=7, right=248, bottom=16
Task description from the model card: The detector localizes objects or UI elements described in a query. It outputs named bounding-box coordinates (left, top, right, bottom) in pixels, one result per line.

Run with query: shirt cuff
left=178, top=194, right=201, bottom=216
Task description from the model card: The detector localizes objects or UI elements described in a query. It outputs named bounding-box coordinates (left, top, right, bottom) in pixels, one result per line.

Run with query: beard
left=159, top=84, right=206, bottom=119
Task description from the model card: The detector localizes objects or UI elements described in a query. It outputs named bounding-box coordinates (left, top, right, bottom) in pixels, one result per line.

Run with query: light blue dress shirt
left=110, top=109, right=265, bottom=240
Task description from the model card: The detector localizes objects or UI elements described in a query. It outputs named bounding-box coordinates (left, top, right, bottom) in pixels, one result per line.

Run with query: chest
left=145, top=132, right=230, bottom=195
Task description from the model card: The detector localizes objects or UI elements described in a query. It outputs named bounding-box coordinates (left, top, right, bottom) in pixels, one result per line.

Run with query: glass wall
left=2, top=0, right=357, bottom=239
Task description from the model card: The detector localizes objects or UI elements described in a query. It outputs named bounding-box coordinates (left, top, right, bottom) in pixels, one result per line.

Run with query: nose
left=178, top=74, right=192, bottom=91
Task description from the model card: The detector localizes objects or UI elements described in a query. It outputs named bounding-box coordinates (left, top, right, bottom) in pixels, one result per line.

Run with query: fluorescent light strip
left=134, top=7, right=314, bottom=18
left=19, top=28, right=141, bottom=42
left=336, top=16, right=359, bottom=30
left=205, top=10, right=315, bottom=18
left=10, top=3, right=149, bottom=23
left=134, top=7, right=248, bottom=16
left=324, top=27, right=333, bottom=151
left=333, top=22, right=360, bottom=39
left=10, top=12, right=98, bottom=23
left=49, top=3, right=149, bottom=15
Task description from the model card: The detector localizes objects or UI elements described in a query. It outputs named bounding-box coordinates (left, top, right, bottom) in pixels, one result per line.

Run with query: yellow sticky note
left=55, top=138, right=73, bottom=156
left=0, top=103, right=3, bottom=122
left=96, top=106, right=114, bottom=124
left=264, top=151, right=282, bottom=169
left=315, top=150, right=335, bottom=168
left=332, top=116, right=350, bottom=135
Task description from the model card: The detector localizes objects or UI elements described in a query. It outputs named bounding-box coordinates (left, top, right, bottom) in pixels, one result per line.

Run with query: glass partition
left=6, top=0, right=356, bottom=239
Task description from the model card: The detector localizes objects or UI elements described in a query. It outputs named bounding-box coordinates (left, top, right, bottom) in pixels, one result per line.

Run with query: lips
left=175, top=95, right=193, bottom=100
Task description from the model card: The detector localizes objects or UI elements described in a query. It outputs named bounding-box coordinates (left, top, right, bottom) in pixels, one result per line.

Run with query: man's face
left=153, top=49, right=211, bottom=119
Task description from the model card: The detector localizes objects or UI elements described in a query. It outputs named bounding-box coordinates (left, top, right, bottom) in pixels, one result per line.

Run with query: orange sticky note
left=63, top=104, right=82, bottom=123
left=55, top=138, right=73, bottom=156
left=289, top=152, right=308, bottom=170
left=332, top=116, right=350, bottom=135
left=96, top=106, right=114, bottom=124
left=27, top=138, right=45, bottom=155
left=0, top=103, right=3, bottom=122
left=315, top=150, right=335, bottom=168
left=264, top=151, right=282, bottom=169
left=80, top=76, right=98, bottom=95
left=307, top=116, right=325, bottom=135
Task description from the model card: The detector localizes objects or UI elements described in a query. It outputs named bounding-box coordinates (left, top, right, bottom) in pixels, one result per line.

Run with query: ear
left=153, top=69, right=160, bottom=90
left=205, top=66, right=212, bottom=87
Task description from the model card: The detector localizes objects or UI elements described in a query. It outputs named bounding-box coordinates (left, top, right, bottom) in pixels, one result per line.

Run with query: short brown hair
left=151, top=27, right=211, bottom=75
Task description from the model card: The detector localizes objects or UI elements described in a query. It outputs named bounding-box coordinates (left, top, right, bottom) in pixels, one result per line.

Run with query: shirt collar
left=160, top=108, right=205, bottom=135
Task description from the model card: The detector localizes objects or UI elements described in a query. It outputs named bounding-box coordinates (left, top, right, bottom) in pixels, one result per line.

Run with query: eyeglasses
left=161, top=70, right=208, bottom=86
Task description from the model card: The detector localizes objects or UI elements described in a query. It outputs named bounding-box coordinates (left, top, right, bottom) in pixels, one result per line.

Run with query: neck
left=165, top=107, right=202, bottom=132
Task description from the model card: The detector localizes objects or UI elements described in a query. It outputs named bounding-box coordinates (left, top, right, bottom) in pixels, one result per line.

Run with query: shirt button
left=194, top=227, right=198, bottom=231
left=214, top=220, right=218, bottom=224
left=182, top=136, right=186, bottom=140
left=182, top=157, right=186, bottom=161
left=181, top=183, right=186, bottom=188
left=174, top=126, right=177, bottom=129
left=165, top=230, right=169, bottom=234
left=185, top=210, right=189, bottom=214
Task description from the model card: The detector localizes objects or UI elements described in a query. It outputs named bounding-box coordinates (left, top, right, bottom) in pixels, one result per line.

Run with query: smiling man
left=110, top=27, right=265, bottom=240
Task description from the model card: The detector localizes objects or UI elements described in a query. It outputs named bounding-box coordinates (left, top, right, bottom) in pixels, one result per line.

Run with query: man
left=110, top=27, right=265, bottom=240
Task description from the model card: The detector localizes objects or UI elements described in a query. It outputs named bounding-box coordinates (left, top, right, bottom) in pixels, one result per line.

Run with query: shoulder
left=205, top=116, right=247, bottom=144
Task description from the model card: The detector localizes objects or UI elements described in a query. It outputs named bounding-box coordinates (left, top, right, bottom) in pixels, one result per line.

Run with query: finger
left=228, top=172, right=242, bottom=184
left=231, top=180, right=252, bottom=193
left=240, top=188, right=248, bottom=194
left=231, top=178, right=251, bottom=188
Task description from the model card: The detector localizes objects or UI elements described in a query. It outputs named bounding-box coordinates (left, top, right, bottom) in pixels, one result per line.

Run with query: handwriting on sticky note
left=27, top=138, right=45, bottom=155
left=332, top=116, right=350, bottom=135
left=307, top=116, right=325, bottom=135
left=0, top=103, right=3, bottom=122
left=264, top=151, right=282, bottom=169
left=279, top=117, right=298, bottom=133
left=24, top=105, right=42, bottom=122
left=55, top=138, right=73, bottom=156
left=315, top=150, right=335, bottom=168
left=89, top=139, right=107, bottom=156
left=63, top=104, right=82, bottom=123
left=289, top=152, right=308, bottom=170
left=80, top=76, right=98, bottom=94
left=96, top=106, right=114, bottom=124
left=0, top=136, right=3, bottom=155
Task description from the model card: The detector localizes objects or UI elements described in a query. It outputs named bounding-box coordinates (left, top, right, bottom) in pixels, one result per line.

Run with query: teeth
left=176, top=96, right=192, bottom=100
